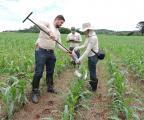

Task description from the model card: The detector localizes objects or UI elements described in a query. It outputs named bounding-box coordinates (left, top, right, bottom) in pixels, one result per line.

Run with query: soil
left=12, top=69, right=74, bottom=120
left=1, top=61, right=111, bottom=120
left=75, top=61, right=110, bottom=120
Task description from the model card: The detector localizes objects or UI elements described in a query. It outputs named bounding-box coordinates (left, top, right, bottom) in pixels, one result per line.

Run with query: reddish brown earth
left=12, top=69, right=74, bottom=120
left=75, top=62, right=110, bottom=120
left=1, top=62, right=111, bottom=120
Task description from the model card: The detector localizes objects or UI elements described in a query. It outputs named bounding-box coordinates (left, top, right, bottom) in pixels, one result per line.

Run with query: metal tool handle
left=22, top=12, right=71, bottom=53
left=23, top=12, right=33, bottom=23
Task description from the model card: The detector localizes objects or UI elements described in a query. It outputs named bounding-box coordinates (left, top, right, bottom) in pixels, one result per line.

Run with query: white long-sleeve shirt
left=67, top=32, right=82, bottom=47
left=76, top=31, right=99, bottom=62
left=35, top=21, right=67, bottom=52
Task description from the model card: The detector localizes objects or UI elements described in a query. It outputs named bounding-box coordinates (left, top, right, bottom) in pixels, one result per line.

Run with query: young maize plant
left=61, top=62, right=91, bottom=120
left=0, top=76, right=28, bottom=119
left=106, top=53, right=140, bottom=120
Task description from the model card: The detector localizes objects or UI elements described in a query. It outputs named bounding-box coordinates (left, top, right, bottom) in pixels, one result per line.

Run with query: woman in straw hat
left=74, top=22, right=99, bottom=91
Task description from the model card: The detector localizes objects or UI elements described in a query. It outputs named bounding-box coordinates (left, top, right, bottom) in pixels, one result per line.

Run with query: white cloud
left=0, top=0, right=144, bottom=31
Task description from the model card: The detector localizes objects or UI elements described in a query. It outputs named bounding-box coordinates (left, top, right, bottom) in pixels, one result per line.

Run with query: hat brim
left=80, top=27, right=96, bottom=32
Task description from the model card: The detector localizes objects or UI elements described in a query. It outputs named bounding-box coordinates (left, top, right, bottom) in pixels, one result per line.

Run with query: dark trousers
left=88, top=55, right=98, bottom=90
left=88, top=55, right=98, bottom=79
left=32, top=48, right=56, bottom=90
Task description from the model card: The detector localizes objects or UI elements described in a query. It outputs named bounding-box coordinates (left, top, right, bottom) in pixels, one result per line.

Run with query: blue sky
left=0, top=0, right=144, bottom=31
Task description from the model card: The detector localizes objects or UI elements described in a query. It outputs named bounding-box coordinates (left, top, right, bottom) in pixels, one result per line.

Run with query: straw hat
left=80, top=22, right=95, bottom=32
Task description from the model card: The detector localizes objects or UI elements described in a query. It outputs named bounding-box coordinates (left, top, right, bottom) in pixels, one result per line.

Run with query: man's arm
left=33, top=20, right=51, bottom=34
left=34, top=21, right=56, bottom=48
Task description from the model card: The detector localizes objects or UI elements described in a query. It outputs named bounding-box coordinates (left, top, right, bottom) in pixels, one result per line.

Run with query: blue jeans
left=32, top=48, right=56, bottom=90
left=88, top=55, right=98, bottom=80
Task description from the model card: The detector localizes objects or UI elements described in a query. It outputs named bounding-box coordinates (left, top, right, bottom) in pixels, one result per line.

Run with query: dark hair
left=55, top=15, right=65, bottom=21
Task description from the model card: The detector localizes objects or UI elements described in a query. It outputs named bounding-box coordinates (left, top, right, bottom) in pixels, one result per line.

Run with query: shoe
left=89, top=79, right=98, bottom=92
left=47, top=87, right=58, bottom=94
left=31, top=89, right=40, bottom=103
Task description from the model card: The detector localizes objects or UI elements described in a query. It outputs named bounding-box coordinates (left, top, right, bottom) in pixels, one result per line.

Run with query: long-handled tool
left=23, top=12, right=72, bottom=54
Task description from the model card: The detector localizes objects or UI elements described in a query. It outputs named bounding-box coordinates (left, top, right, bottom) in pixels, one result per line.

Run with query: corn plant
left=61, top=78, right=86, bottom=120
left=106, top=53, right=140, bottom=120
left=0, top=76, right=28, bottom=119
left=0, top=32, right=83, bottom=119
left=62, top=105, right=69, bottom=120
left=100, top=35, right=144, bottom=79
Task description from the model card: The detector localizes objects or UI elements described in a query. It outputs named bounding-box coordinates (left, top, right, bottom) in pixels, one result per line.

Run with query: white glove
left=74, top=70, right=82, bottom=78
left=75, top=59, right=80, bottom=64
left=74, top=47, right=79, bottom=51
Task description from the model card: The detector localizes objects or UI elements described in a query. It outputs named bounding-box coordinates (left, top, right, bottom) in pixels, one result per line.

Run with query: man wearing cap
left=31, top=15, right=70, bottom=103
left=67, top=27, right=82, bottom=67
left=74, top=22, right=99, bottom=91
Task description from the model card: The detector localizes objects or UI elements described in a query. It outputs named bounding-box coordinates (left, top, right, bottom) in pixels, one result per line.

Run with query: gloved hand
left=75, top=59, right=81, bottom=64
left=73, top=47, right=79, bottom=51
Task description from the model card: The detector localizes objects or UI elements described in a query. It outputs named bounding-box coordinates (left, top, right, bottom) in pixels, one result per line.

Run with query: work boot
left=31, top=89, right=40, bottom=103
left=47, top=86, right=58, bottom=94
left=89, top=78, right=98, bottom=91
left=46, top=77, right=58, bottom=94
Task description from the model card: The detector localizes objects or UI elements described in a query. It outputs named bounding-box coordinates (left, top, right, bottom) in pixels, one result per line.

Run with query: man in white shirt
left=32, top=15, right=69, bottom=103
left=67, top=27, right=82, bottom=67
left=74, top=22, right=99, bottom=91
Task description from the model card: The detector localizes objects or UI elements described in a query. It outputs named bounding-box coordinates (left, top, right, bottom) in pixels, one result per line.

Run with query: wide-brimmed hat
left=80, top=22, right=95, bottom=32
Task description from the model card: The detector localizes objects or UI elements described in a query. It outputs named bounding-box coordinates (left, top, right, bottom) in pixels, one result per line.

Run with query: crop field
left=0, top=32, right=144, bottom=120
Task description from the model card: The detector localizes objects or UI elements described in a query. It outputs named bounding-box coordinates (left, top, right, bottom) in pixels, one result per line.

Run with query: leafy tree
left=59, top=27, right=71, bottom=34
left=6, top=25, right=83, bottom=35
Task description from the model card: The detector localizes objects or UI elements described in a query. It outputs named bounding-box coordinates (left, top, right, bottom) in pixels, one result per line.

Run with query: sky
left=0, top=0, right=144, bottom=32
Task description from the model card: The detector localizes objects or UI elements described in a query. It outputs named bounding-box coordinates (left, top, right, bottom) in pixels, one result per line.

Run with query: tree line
left=17, top=25, right=83, bottom=34
left=3, top=21, right=144, bottom=36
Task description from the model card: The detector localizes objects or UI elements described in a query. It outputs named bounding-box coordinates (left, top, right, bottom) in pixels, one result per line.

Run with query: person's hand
left=75, top=59, right=81, bottom=64
left=74, top=47, right=79, bottom=51
left=49, top=31, right=56, bottom=40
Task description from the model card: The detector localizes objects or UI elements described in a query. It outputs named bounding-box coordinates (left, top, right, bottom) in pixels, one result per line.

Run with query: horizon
left=0, top=27, right=140, bottom=33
